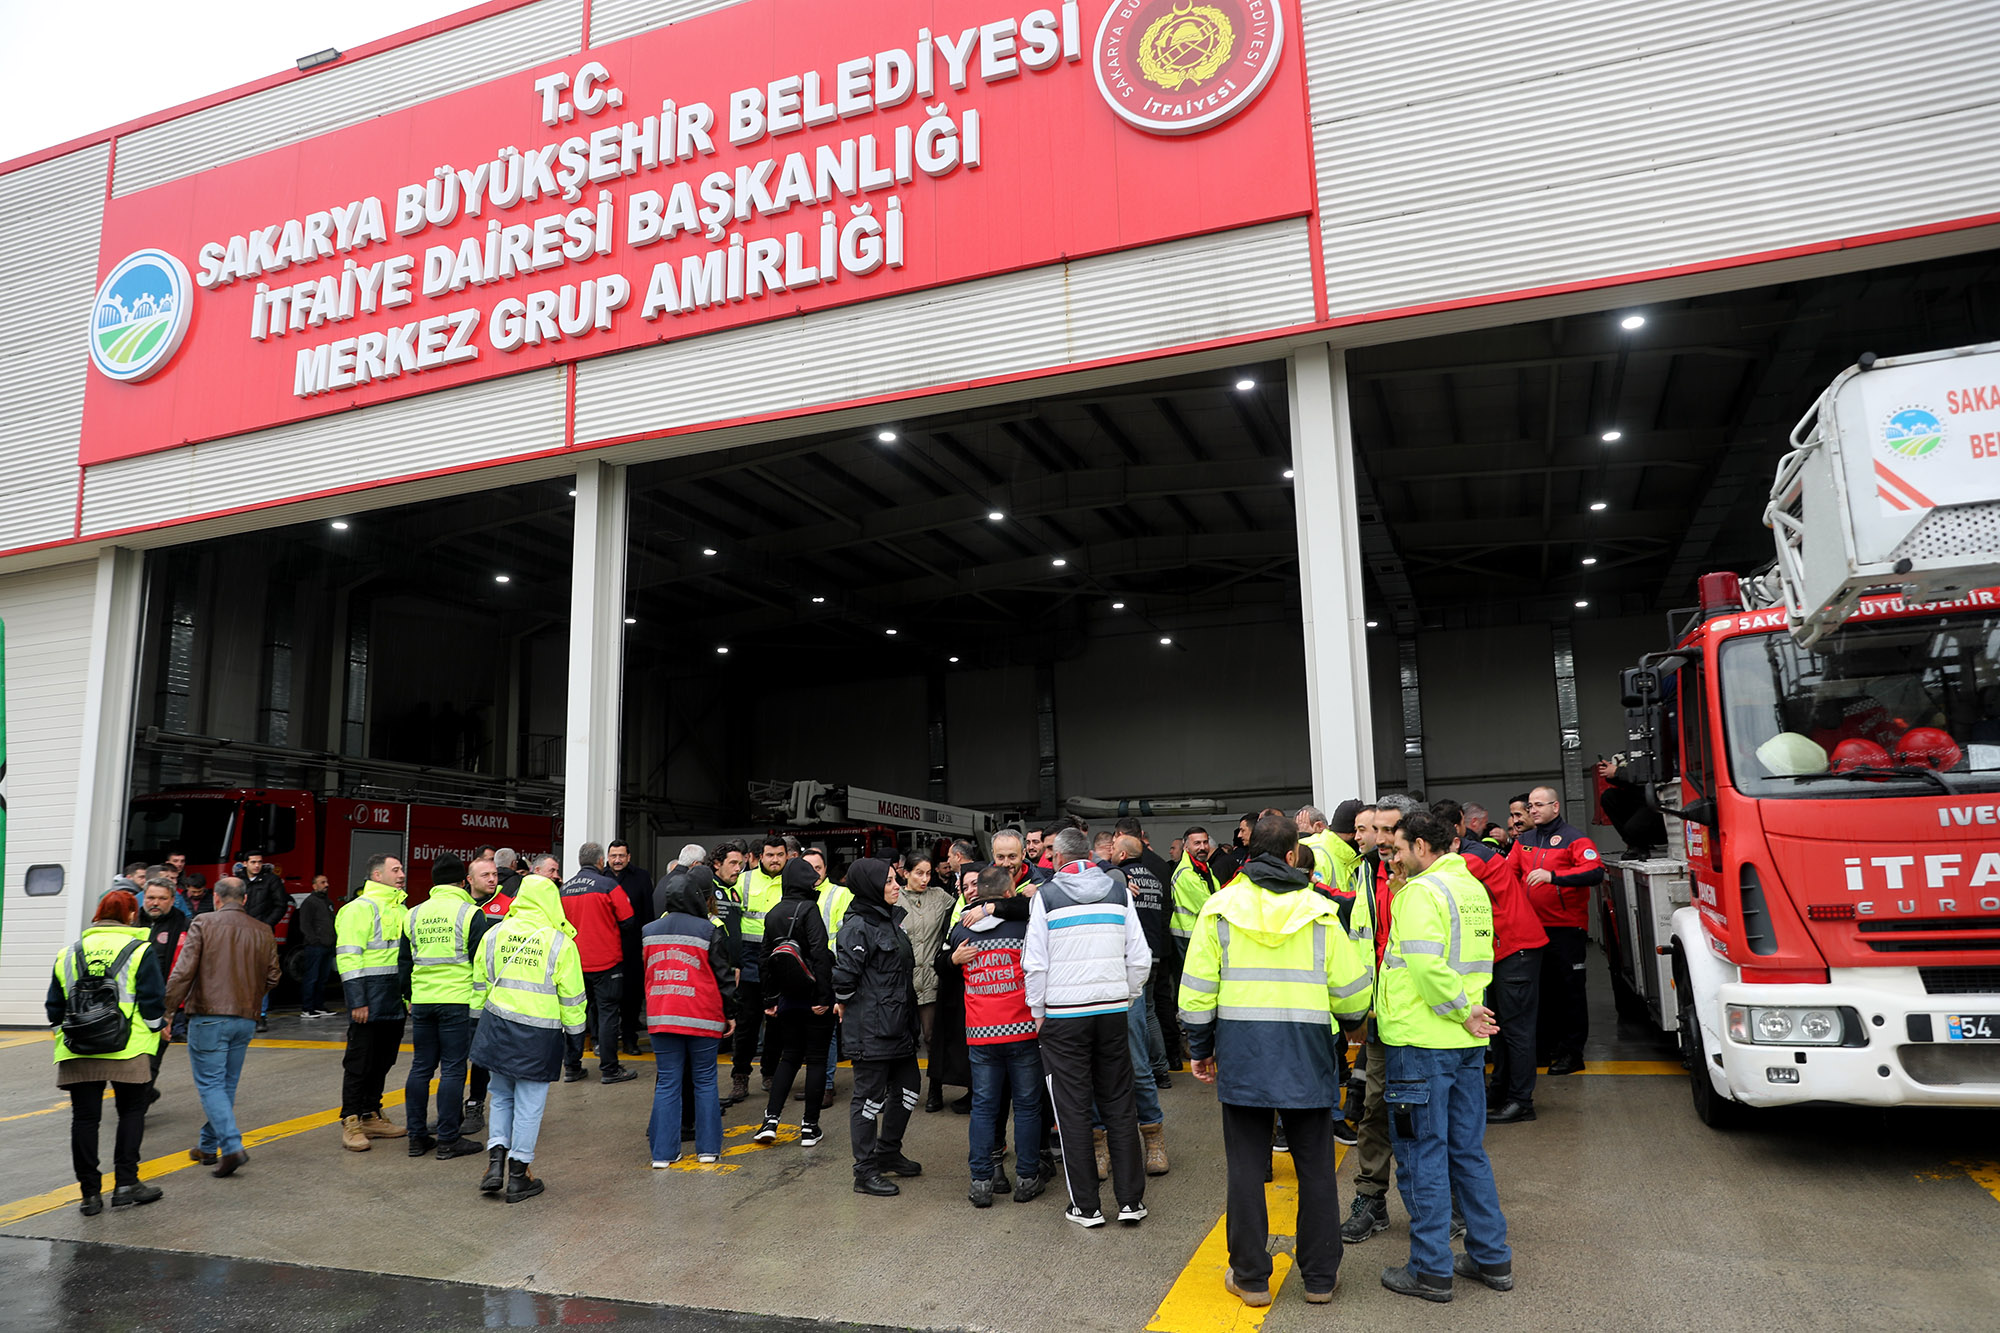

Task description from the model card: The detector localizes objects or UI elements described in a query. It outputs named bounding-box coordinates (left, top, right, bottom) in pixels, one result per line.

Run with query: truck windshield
left=1718, top=616, right=2000, bottom=796
left=126, top=799, right=236, bottom=865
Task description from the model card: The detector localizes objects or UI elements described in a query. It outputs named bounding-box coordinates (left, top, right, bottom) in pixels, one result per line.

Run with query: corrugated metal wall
left=589, top=0, right=744, bottom=46
left=1301, top=0, right=2000, bottom=317
left=80, top=368, right=571, bottom=535
left=111, top=0, right=585, bottom=196
left=0, top=560, right=98, bottom=1024
left=0, top=144, right=108, bottom=554
left=575, top=219, right=1316, bottom=446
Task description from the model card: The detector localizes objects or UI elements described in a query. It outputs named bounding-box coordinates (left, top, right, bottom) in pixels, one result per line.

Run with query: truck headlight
left=1726, top=1004, right=1846, bottom=1046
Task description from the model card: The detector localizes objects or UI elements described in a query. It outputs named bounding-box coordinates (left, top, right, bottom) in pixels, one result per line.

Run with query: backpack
left=761, top=905, right=817, bottom=1002
left=62, top=939, right=143, bottom=1056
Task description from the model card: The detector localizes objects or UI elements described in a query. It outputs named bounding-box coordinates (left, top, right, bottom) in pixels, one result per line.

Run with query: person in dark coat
left=753, top=860, right=837, bottom=1145
left=834, top=858, right=923, bottom=1196
left=608, top=840, right=655, bottom=1056
left=927, top=862, right=980, bottom=1111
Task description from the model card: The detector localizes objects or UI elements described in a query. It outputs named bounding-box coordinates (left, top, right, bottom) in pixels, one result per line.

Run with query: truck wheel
left=1679, top=990, right=1746, bottom=1130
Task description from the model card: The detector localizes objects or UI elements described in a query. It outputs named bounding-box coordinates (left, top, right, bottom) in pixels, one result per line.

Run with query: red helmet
left=1829, top=738, right=1891, bottom=772
left=1894, top=727, right=1963, bottom=772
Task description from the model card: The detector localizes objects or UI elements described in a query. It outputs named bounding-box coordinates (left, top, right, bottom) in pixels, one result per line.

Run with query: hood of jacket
left=847, top=858, right=893, bottom=920
left=507, top=874, right=576, bottom=937
left=425, top=883, right=475, bottom=909
left=1217, top=853, right=1340, bottom=943
left=657, top=867, right=713, bottom=919
left=781, top=859, right=821, bottom=900
left=1050, top=859, right=1117, bottom=903
left=360, top=880, right=408, bottom=909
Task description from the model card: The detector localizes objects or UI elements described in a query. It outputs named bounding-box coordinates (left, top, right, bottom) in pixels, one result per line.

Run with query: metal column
left=1288, top=343, right=1376, bottom=805
left=564, top=459, right=630, bottom=852
left=66, top=548, right=145, bottom=944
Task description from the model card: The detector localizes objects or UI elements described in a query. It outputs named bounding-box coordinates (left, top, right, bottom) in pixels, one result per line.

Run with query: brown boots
left=341, top=1111, right=406, bottom=1151
left=1140, top=1122, right=1169, bottom=1176
left=1093, top=1128, right=1110, bottom=1181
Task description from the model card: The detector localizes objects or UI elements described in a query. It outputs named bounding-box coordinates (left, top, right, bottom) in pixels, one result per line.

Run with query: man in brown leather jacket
left=163, top=878, right=278, bottom=1177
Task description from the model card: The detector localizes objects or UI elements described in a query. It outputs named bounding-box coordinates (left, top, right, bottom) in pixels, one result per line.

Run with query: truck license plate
left=1944, top=1014, right=2000, bottom=1041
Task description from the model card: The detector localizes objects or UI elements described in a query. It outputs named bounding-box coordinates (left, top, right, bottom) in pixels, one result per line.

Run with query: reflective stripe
left=347, top=964, right=399, bottom=978
left=1400, top=940, right=1445, bottom=956
left=411, top=955, right=462, bottom=967
left=492, top=977, right=557, bottom=995
left=1455, top=961, right=1494, bottom=975
left=1216, top=1005, right=1342, bottom=1025
left=1432, top=992, right=1469, bottom=1016
left=1330, top=974, right=1373, bottom=999
left=335, top=945, right=365, bottom=956
left=1179, top=1009, right=1216, bottom=1026
left=1169, top=925, right=1192, bottom=939
left=559, top=993, right=587, bottom=1007
left=1180, top=973, right=1220, bottom=994
left=1221, top=966, right=1328, bottom=984
left=1216, top=919, right=1231, bottom=975
left=1383, top=955, right=1407, bottom=969
left=499, top=1010, right=565, bottom=1030
left=362, top=899, right=388, bottom=949
left=648, top=1014, right=728, bottom=1033
left=646, top=934, right=710, bottom=950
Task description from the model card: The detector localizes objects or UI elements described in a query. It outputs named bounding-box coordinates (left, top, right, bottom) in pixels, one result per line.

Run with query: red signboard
left=79, top=0, right=1311, bottom=465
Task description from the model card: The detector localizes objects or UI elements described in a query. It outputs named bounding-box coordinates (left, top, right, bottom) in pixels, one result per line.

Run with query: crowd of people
left=48, top=782, right=1606, bottom=1303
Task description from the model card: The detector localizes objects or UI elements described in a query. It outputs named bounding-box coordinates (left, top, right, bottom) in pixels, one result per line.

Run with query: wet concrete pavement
left=2, top=960, right=1998, bottom=1332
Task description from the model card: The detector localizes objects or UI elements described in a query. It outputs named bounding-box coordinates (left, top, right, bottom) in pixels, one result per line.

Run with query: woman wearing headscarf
left=833, top=858, right=924, bottom=1196
left=754, top=859, right=835, bottom=1146
left=47, top=890, right=167, bottom=1215
left=895, top=851, right=949, bottom=1088
left=467, top=874, right=587, bottom=1202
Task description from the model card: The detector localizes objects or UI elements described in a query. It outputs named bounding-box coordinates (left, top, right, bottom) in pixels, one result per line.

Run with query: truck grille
left=1859, top=919, right=2000, bottom=954
left=1899, top=1043, right=2000, bottom=1087
left=1919, top=966, right=2000, bottom=995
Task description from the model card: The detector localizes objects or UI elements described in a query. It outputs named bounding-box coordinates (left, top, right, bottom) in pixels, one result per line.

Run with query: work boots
left=1093, top=1127, right=1110, bottom=1182
left=505, top=1157, right=544, bottom=1203
left=1140, top=1122, right=1169, bottom=1176
left=728, top=1073, right=751, bottom=1105
left=341, top=1115, right=371, bottom=1152
left=357, top=1111, right=405, bottom=1139
left=479, top=1145, right=507, bottom=1193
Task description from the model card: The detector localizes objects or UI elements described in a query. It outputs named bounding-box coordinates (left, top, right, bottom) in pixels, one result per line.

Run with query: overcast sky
left=0, top=0, right=481, bottom=161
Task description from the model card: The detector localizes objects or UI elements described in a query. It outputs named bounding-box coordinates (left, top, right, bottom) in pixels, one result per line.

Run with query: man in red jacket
left=560, top=842, right=637, bottom=1085
left=1507, top=787, right=1602, bottom=1076
left=1434, top=801, right=1546, bottom=1122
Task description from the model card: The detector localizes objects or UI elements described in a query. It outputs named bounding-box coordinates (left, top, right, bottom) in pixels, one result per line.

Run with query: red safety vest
left=642, top=919, right=728, bottom=1037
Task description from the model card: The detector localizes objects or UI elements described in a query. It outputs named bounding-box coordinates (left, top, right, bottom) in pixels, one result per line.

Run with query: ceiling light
left=1235, top=378, right=1255, bottom=391
left=1575, top=599, right=1590, bottom=609
left=1283, top=468, right=1296, bottom=479
left=568, top=489, right=577, bottom=497
left=1620, top=314, right=1646, bottom=330
left=494, top=574, right=511, bottom=583
left=1581, top=556, right=1598, bottom=566
left=877, top=430, right=898, bottom=443
left=716, top=645, right=729, bottom=654
left=885, top=628, right=899, bottom=636
left=701, top=547, right=718, bottom=556
left=623, top=617, right=637, bottom=625
left=329, top=520, right=349, bottom=530
left=948, top=655, right=960, bottom=663
left=1366, top=620, right=1379, bottom=628
left=811, top=596, right=825, bottom=603
left=296, top=46, right=341, bottom=71
left=1111, top=601, right=1126, bottom=610
left=1052, top=557, right=1067, bottom=567
left=1600, top=429, right=1622, bottom=442
left=1159, top=637, right=1173, bottom=646
left=987, top=511, right=1004, bottom=521
left=1589, top=501, right=1608, bottom=511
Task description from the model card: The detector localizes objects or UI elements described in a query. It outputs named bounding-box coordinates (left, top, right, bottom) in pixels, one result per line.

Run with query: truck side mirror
left=1621, top=667, right=1661, bottom=708
left=1679, top=797, right=1718, bottom=828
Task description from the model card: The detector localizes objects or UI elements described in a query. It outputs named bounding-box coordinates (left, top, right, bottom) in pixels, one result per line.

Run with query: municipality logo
left=1094, top=0, right=1285, bottom=136
left=89, top=249, right=193, bottom=383
left=1881, top=406, right=1944, bottom=461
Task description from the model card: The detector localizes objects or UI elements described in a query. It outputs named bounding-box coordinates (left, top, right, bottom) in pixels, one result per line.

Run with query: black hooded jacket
left=763, top=860, right=835, bottom=1011
left=832, top=858, right=919, bottom=1060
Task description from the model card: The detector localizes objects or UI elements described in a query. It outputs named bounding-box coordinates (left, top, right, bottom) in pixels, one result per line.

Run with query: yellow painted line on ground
left=0, top=1032, right=55, bottom=1050
left=1146, top=1142, right=1343, bottom=1332
left=1537, top=1060, right=1683, bottom=1076
left=0, top=1100, right=73, bottom=1124
left=1954, top=1159, right=2000, bottom=1205
left=0, top=1086, right=421, bottom=1228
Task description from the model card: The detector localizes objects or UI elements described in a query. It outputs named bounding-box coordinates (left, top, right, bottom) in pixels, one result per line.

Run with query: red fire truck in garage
left=1607, top=342, right=2000, bottom=1125
left=125, top=787, right=558, bottom=916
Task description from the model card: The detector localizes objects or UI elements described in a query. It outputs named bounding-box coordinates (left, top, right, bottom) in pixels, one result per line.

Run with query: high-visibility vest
left=52, top=925, right=160, bottom=1063
left=736, top=866, right=784, bottom=950
left=1169, top=854, right=1216, bottom=942
left=335, top=882, right=408, bottom=999
left=642, top=914, right=729, bottom=1036
left=407, top=884, right=478, bottom=1005
left=1299, top=831, right=1336, bottom=885
left=1178, top=875, right=1373, bottom=1037
left=1376, top=853, right=1495, bottom=1049
left=820, top=881, right=853, bottom=934
left=472, top=920, right=586, bottom=1034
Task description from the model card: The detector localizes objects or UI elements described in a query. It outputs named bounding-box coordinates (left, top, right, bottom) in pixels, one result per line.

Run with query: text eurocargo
left=80, top=0, right=1310, bottom=464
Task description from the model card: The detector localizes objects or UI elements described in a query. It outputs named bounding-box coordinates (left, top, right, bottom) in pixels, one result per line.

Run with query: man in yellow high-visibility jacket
left=1375, top=810, right=1512, bottom=1303
left=400, top=854, right=493, bottom=1159
left=1180, top=815, right=1372, bottom=1309
left=335, top=853, right=411, bottom=1152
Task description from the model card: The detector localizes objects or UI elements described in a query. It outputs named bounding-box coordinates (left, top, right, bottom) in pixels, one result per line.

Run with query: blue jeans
left=297, top=946, right=332, bottom=1012
left=968, top=1039, right=1043, bottom=1180
left=1384, top=1044, right=1511, bottom=1278
left=185, top=1015, right=255, bottom=1156
left=405, top=1003, right=472, bottom=1141
left=486, top=1072, right=551, bottom=1162
left=651, top=1035, right=721, bottom=1160
left=1093, top=981, right=1163, bottom=1127
left=826, top=1026, right=840, bottom=1093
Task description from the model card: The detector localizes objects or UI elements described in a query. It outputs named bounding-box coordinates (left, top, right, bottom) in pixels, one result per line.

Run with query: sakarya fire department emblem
left=1093, top=0, right=1285, bottom=135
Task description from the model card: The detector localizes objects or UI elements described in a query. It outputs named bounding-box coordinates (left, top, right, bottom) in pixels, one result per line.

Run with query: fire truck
left=749, top=779, right=1013, bottom=875
left=124, top=787, right=557, bottom=916
left=1607, top=342, right=2000, bottom=1126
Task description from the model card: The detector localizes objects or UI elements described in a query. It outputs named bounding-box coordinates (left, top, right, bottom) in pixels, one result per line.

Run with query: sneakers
left=1223, top=1272, right=1271, bottom=1307
left=1453, top=1251, right=1515, bottom=1291
left=1341, top=1193, right=1389, bottom=1243
left=697, top=1153, right=719, bottom=1164
left=505, top=1158, right=543, bottom=1203
left=969, top=1177, right=995, bottom=1208
left=460, top=1101, right=485, bottom=1134
left=799, top=1123, right=824, bottom=1148
left=752, top=1115, right=779, bottom=1144
left=1065, top=1206, right=1106, bottom=1228
left=1381, top=1265, right=1453, bottom=1302
left=1013, top=1172, right=1047, bottom=1203
left=1118, top=1202, right=1148, bottom=1226
left=1332, top=1118, right=1359, bottom=1145
left=408, top=1134, right=438, bottom=1158
left=854, top=1173, right=900, bottom=1196
left=480, top=1146, right=507, bottom=1193
left=1272, top=1125, right=1290, bottom=1153
left=601, top=1066, right=638, bottom=1085
left=341, top=1115, right=371, bottom=1152
left=652, top=1158, right=680, bottom=1169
